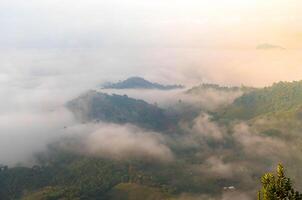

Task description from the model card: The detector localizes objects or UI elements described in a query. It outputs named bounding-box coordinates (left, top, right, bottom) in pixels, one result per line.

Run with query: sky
left=1, top=0, right=302, bottom=86
left=0, top=0, right=302, bottom=165
left=1, top=0, right=301, bottom=48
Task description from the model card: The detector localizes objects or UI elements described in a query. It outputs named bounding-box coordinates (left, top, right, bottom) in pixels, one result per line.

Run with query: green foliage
left=106, top=183, right=171, bottom=200
left=0, top=149, right=130, bottom=200
left=66, top=91, right=174, bottom=130
left=0, top=146, right=224, bottom=199
left=22, top=186, right=81, bottom=200
left=258, top=164, right=302, bottom=200
left=221, top=81, right=302, bottom=120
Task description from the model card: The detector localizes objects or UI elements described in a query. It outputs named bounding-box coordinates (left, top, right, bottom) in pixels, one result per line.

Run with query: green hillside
left=22, top=184, right=172, bottom=200
left=22, top=186, right=80, bottom=200
left=67, top=91, right=174, bottom=131
left=220, top=81, right=302, bottom=120
left=0, top=144, right=228, bottom=200
left=106, top=183, right=171, bottom=200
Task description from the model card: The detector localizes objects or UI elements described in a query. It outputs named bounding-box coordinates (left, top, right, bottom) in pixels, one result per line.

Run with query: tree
left=258, top=164, right=302, bottom=200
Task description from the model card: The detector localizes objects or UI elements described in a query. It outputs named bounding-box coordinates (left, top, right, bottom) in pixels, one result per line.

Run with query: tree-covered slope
left=1, top=149, right=129, bottom=200
left=67, top=91, right=173, bottom=131
left=0, top=147, right=211, bottom=200
left=186, top=83, right=253, bottom=95
left=220, top=81, right=302, bottom=120
left=106, top=183, right=171, bottom=200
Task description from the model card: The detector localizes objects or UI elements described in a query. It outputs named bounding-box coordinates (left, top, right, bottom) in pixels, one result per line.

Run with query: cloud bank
left=80, top=123, right=174, bottom=161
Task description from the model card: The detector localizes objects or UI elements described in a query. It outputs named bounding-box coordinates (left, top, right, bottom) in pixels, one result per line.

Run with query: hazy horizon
left=1, top=0, right=302, bottom=165
left=2, top=2, right=302, bottom=200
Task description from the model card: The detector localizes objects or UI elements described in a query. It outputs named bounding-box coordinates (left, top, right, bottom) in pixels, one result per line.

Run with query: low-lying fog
left=0, top=46, right=301, bottom=166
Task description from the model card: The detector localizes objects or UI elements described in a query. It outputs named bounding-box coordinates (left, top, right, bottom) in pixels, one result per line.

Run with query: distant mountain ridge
left=256, top=43, right=285, bottom=50
left=186, top=83, right=254, bottom=95
left=101, top=77, right=184, bottom=90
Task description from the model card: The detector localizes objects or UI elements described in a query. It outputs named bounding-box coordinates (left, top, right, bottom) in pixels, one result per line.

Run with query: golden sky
left=0, top=0, right=302, bottom=86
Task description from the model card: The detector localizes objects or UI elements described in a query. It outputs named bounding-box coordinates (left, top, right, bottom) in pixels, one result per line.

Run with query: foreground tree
left=258, top=164, right=302, bottom=200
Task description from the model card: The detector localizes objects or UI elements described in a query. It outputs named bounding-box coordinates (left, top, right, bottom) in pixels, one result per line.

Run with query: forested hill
left=186, top=83, right=250, bottom=94
left=101, top=77, right=184, bottom=90
left=220, top=81, right=302, bottom=120
left=66, top=91, right=173, bottom=131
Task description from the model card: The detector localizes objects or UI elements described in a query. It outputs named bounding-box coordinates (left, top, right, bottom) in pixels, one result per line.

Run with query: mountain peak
left=101, top=76, right=184, bottom=90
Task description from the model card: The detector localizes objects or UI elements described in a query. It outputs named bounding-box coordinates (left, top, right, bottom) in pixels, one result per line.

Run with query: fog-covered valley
left=2, top=0, right=302, bottom=199
left=2, top=75, right=302, bottom=199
